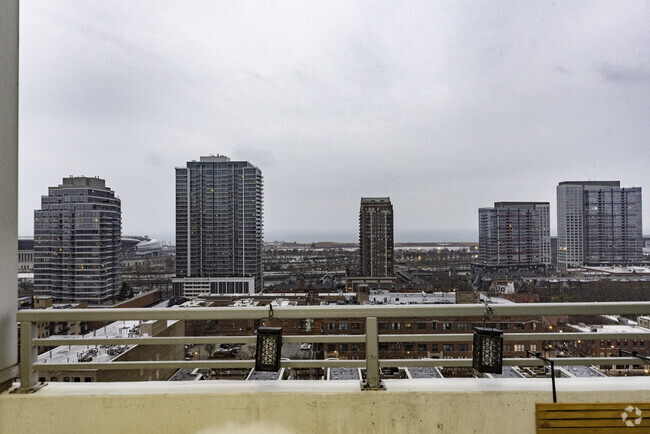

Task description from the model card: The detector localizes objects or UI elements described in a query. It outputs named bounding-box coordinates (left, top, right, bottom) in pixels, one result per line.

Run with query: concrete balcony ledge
left=2, top=378, right=650, bottom=433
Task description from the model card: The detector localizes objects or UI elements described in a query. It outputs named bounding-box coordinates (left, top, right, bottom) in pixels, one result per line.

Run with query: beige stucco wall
left=2, top=378, right=650, bottom=433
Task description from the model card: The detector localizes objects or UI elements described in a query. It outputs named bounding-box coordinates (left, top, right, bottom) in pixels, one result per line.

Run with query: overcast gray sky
left=18, top=1, right=650, bottom=242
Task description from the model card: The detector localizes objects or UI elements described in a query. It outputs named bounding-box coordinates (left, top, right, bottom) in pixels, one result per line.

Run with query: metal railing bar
left=17, top=301, right=650, bottom=322
left=33, top=359, right=362, bottom=371
left=32, top=331, right=650, bottom=348
left=379, top=356, right=649, bottom=368
left=33, top=334, right=367, bottom=347
left=32, top=356, right=648, bottom=373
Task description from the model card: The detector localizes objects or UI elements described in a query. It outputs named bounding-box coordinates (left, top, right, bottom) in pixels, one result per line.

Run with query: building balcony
left=2, top=302, right=650, bottom=433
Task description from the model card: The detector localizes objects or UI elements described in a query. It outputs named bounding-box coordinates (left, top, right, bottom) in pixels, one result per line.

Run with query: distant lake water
left=120, top=228, right=478, bottom=245
left=264, top=228, right=478, bottom=244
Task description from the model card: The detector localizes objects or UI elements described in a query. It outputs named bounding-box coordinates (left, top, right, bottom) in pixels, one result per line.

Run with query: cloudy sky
left=18, top=1, right=650, bottom=242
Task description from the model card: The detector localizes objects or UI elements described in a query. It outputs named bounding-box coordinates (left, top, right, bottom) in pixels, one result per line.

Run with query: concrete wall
left=2, top=378, right=650, bottom=433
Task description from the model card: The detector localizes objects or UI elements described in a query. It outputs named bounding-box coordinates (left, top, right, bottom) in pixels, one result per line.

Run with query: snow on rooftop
left=38, top=320, right=141, bottom=365
left=367, top=290, right=455, bottom=305
left=567, top=323, right=650, bottom=334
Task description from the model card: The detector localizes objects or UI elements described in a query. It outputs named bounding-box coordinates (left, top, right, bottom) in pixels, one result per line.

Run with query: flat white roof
left=567, top=324, right=650, bottom=334
left=38, top=320, right=141, bottom=365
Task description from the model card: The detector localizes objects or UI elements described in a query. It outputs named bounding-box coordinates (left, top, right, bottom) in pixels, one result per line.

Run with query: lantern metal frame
left=254, top=305, right=283, bottom=372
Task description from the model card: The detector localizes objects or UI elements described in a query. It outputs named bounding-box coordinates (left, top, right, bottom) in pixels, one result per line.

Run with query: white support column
left=0, top=0, right=19, bottom=392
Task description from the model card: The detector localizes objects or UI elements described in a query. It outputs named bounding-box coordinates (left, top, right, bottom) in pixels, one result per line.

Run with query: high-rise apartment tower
left=359, top=197, right=394, bottom=277
left=175, top=155, right=263, bottom=295
left=557, top=181, right=642, bottom=269
left=478, top=202, right=551, bottom=269
left=34, top=177, right=122, bottom=303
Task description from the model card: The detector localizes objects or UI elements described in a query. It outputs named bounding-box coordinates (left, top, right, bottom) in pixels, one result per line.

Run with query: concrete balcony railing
left=2, top=302, right=650, bottom=433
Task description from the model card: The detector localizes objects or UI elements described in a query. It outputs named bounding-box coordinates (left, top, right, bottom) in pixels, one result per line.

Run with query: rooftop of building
left=199, top=154, right=230, bottom=162
left=582, top=265, right=650, bottom=274
left=327, top=368, right=361, bottom=380
left=567, top=323, right=650, bottom=334
left=360, top=197, right=391, bottom=204
left=365, top=290, right=456, bottom=305
left=558, top=181, right=621, bottom=186
left=406, top=366, right=444, bottom=379
left=37, top=320, right=142, bottom=365
left=59, top=176, right=108, bottom=189
left=557, top=365, right=605, bottom=378
left=493, top=201, right=550, bottom=208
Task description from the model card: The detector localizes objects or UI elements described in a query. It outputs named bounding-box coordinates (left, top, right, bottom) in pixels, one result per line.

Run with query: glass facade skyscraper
left=175, top=155, right=263, bottom=292
left=557, top=181, right=642, bottom=269
left=33, top=177, right=122, bottom=304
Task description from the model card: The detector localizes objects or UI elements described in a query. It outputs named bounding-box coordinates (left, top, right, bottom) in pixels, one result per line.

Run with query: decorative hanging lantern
left=472, top=326, right=503, bottom=374
left=255, top=305, right=283, bottom=372
left=472, top=300, right=503, bottom=374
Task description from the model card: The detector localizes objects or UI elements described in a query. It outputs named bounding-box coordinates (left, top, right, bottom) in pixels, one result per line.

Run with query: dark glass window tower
left=176, top=155, right=263, bottom=291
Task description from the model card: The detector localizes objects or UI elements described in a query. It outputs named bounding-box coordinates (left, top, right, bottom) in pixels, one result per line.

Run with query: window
left=339, top=344, right=348, bottom=351
left=417, top=322, right=427, bottom=330
left=351, top=322, right=361, bottom=330
left=432, top=322, right=438, bottom=330
left=529, top=344, right=537, bottom=352
left=378, top=323, right=388, bottom=330
left=504, top=344, right=511, bottom=352
left=391, top=322, right=400, bottom=330
left=326, top=344, right=335, bottom=351
left=513, top=344, right=525, bottom=352
left=443, top=323, right=453, bottom=331
left=339, top=323, right=348, bottom=330
left=431, top=344, right=439, bottom=352
left=351, top=344, right=359, bottom=352
left=500, top=323, right=510, bottom=330
left=404, top=323, right=413, bottom=329
left=443, top=344, right=454, bottom=352
left=405, top=343, right=414, bottom=351
left=378, top=343, right=389, bottom=351
left=84, top=377, right=92, bottom=382
left=458, top=344, right=468, bottom=352
left=514, top=323, right=525, bottom=330
left=418, top=343, right=427, bottom=351
left=326, top=323, right=335, bottom=330
left=457, top=323, right=468, bottom=331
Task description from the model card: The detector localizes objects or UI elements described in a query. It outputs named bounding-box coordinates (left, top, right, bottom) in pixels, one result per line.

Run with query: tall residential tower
left=174, top=155, right=263, bottom=296
left=557, top=181, right=642, bottom=269
left=478, top=202, right=551, bottom=269
left=359, top=197, right=394, bottom=277
left=34, top=177, right=122, bottom=303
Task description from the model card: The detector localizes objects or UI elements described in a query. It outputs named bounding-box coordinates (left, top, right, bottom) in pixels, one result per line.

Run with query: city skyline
left=17, top=1, right=650, bottom=242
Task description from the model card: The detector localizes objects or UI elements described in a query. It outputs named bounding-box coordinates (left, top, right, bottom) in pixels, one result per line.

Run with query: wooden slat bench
left=536, top=403, right=650, bottom=433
